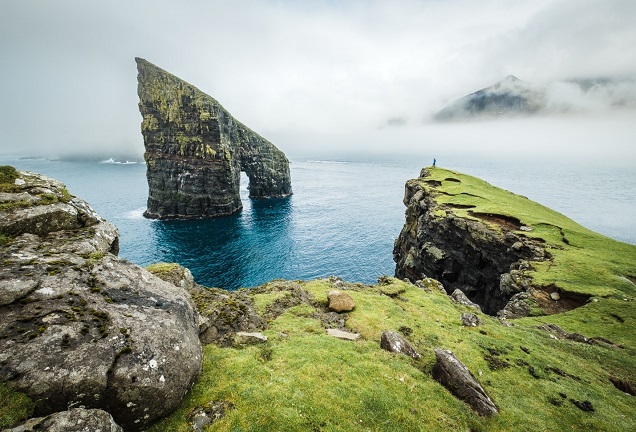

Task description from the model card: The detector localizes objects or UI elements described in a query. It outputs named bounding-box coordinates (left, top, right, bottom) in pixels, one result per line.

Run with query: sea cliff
left=136, top=58, right=292, bottom=219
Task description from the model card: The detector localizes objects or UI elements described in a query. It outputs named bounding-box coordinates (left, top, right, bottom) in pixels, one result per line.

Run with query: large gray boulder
left=0, top=170, right=202, bottom=431
left=380, top=330, right=421, bottom=360
left=432, top=348, right=498, bottom=416
left=2, top=408, right=123, bottom=432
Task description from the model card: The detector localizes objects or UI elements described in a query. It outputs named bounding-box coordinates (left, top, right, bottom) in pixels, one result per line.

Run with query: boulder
left=380, top=330, right=421, bottom=360
left=432, top=348, right=498, bottom=416
left=2, top=408, right=123, bottom=432
left=450, top=289, right=482, bottom=312
left=460, top=313, right=483, bottom=327
left=327, top=290, right=355, bottom=312
left=0, top=170, right=202, bottom=431
left=326, top=329, right=360, bottom=341
left=235, top=332, right=268, bottom=344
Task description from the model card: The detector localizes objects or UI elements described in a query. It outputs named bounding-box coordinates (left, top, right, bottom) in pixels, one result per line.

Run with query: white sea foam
left=100, top=158, right=139, bottom=165
left=123, top=208, right=146, bottom=220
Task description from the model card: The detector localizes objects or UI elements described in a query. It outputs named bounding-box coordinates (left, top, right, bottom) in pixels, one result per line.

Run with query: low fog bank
left=279, top=112, right=636, bottom=166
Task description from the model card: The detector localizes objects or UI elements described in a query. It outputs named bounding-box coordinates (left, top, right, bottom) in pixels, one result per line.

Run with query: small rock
left=380, top=330, right=421, bottom=360
left=328, top=290, right=355, bottom=312
left=550, top=292, right=561, bottom=301
left=235, top=332, right=268, bottom=344
left=450, top=289, right=482, bottom=311
left=432, top=348, right=498, bottom=416
left=460, top=313, right=482, bottom=327
left=326, top=328, right=360, bottom=341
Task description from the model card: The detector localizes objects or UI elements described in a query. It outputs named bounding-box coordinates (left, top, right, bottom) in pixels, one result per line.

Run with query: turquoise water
left=2, top=156, right=635, bottom=289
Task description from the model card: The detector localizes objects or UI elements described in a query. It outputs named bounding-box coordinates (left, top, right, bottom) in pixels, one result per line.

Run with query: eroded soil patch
left=533, top=286, right=591, bottom=315
left=469, top=211, right=522, bottom=231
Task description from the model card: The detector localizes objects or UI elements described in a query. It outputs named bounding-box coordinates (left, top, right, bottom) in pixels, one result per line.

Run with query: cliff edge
left=136, top=58, right=292, bottom=219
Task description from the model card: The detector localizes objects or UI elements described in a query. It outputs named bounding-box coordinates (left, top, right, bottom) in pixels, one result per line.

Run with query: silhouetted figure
left=433, top=158, right=436, bottom=168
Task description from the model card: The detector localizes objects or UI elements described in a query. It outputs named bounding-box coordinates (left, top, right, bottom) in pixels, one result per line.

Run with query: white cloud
left=0, top=0, right=634, bottom=159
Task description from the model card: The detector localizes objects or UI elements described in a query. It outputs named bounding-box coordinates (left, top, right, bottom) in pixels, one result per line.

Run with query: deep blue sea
left=2, top=156, right=635, bottom=289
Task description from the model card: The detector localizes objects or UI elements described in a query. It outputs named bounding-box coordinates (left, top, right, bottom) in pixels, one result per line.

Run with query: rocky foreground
left=1, top=165, right=635, bottom=431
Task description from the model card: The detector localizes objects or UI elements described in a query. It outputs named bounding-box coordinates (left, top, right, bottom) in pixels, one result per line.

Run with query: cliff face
left=136, top=58, right=292, bottom=219
left=394, top=168, right=548, bottom=315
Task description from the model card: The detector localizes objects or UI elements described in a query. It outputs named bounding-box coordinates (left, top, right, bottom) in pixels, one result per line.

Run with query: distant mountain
left=433, top=75, right=636, bottom=122
left=434, top=75, right=546, bottom=121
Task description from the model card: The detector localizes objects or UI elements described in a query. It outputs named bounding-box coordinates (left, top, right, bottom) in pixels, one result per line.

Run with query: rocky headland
left=136, top=58, right=292, bottom=219
left=1, top=165, right=635, bottom=432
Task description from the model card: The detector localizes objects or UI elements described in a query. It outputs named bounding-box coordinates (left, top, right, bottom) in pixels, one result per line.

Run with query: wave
left=100, top=158, right=142, bottom=165
left=123, top=208, right=146, bottom=220
left=305, top=160, right=350, bottom=165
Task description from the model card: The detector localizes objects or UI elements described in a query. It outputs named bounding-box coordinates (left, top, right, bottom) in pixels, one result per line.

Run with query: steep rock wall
left=393, top=169, right=547, bottom=315
left=136, top=58, right=292, bottom=219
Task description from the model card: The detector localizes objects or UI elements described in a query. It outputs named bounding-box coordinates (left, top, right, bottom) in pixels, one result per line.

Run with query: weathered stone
left=146, top=262, right=196, bottom=291
left=2, top=408, right=124, bottom=432
left=536, top=323, right=619, bottom=349
left=326, top=328, right=360, bottom=341
left=432, top=348, right=498, bottom=416
left=136, top=58, right=292, bottom=219
left=550, top=291, right=561, bottom=301
left=461, top=313, right=483, bottom=327
left=0, top=171, right=202, bottom=431
left=393, top=172, right=546, bottom=315
left=498, top=291, right=532, bottom=319
left=194, top=288, right=265, bottom=347
left=235, top=331, right=268, bottom=344
left=380, top=330, right=421, bottom=359
left=450, top=289, right=482, bottom=311
left=327, top=290, right=355, bottom=312
left=188, top=400, right=234, bottom=432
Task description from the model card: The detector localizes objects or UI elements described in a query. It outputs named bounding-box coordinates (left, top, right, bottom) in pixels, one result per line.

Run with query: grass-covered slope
left=146, top=274, right=635, bottom=431
left=421, top=168, right=635, bottom=340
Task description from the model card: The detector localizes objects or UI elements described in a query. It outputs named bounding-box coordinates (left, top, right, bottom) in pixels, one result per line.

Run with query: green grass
left=0, top=382, right=34, bottom=429
left=146, top=275, right=636, bottom=431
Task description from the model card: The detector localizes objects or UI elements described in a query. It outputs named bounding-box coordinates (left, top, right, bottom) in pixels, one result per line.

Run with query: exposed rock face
left=0, top=170, right=202, bottom=431
left=393, top=170, right=545, bottom=315
left=380, top=330, right=421, bottom=360
left=432, top=348, right=498, bottom=416
left=136, top=57, right=292, bottom=219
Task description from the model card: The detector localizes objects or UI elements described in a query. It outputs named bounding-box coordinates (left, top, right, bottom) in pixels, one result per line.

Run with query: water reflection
left=149, top=196, right=293, bottom=289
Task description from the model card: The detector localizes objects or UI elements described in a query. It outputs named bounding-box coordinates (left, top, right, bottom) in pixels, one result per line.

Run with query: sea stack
left=136, top=57, right=292, bottom=219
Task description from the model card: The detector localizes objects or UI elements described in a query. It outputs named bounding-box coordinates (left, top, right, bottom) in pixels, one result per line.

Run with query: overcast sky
left=0, top=0, right=635, bottom=160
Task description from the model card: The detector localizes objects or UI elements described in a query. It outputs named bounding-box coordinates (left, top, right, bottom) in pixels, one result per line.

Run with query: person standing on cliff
left=433, top=158, right=436, bottom=168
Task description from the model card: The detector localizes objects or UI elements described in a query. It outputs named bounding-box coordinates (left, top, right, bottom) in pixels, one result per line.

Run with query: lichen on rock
left=135, top=58, right=292, bottom=219
left=0, top=169, right=202, bottom=431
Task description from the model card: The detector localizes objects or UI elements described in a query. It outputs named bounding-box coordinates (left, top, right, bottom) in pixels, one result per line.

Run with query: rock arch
left=136, top=57, right=292, bottom=219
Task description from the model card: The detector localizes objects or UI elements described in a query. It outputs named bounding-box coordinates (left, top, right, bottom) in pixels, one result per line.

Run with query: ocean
left=2, top=155, right=635, bottom=290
